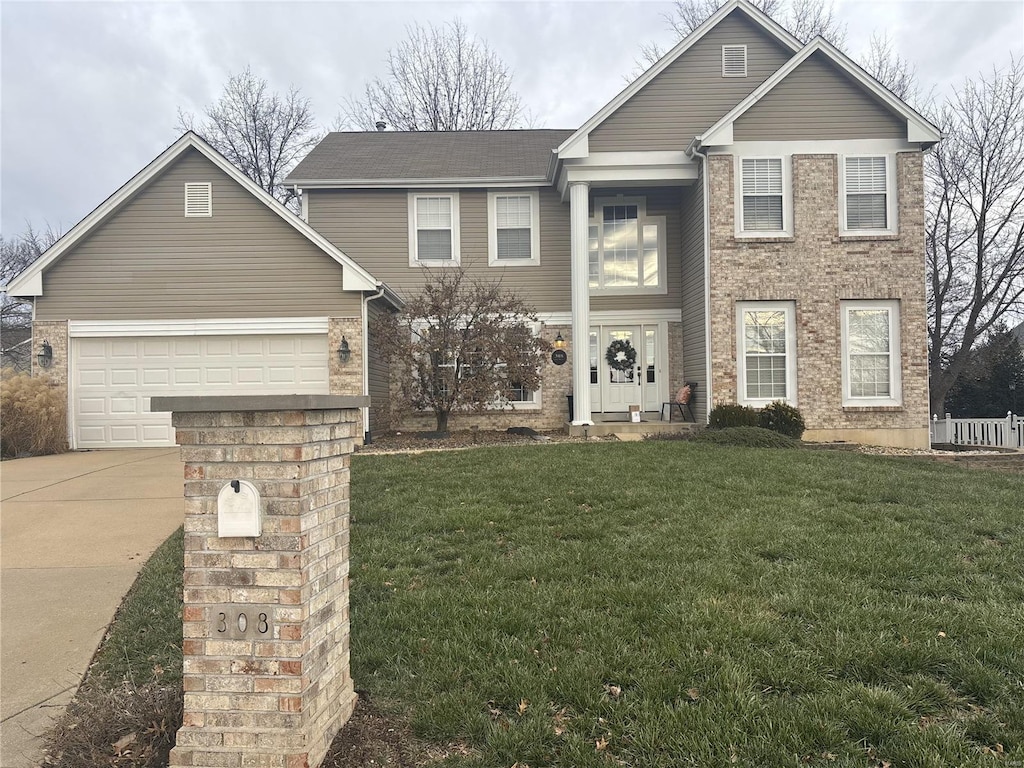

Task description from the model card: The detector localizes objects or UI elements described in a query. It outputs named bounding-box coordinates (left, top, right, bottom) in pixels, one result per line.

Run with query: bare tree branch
left=927, top=58, right=1024, bottom=414
left=177, top=66, right=324, bottom=209
left=341, top=19, right=526, bottom=132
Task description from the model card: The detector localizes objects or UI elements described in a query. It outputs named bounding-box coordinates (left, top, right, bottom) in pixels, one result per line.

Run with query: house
left=6, top=0, right=940, bottom=449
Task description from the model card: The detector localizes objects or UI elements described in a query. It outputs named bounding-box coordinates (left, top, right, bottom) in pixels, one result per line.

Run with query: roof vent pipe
left=375, top=120, right=386, bottom=132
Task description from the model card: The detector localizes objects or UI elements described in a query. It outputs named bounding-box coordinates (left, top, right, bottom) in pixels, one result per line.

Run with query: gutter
left=687, top=137, right=713, bottom=422
left=361, top=284, right=389, bottom=443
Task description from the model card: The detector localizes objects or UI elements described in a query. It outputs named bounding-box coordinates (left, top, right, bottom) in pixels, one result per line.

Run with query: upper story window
left=587, top=196, right=667, bottom=294
left=184, top=183, right=212, bottom=217
left=841, top=156, right=896, bottom=235
left=408, top=192, right=461, bottom=266
left=488, top=191, right=540, bottom=266
left=722, top=45, right=747, bottom=77
left=841, top=300, right=902, bottom=406
left=736, top=301, right=797, bottom=406
left=737, top=157, right=790, bottom=237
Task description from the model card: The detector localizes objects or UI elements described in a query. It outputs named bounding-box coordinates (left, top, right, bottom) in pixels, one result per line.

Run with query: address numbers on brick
left=210, top=605, right=274, bottom=640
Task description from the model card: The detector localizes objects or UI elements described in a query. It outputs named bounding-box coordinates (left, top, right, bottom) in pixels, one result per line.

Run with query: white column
left=569, top=181, right=593, bottom=426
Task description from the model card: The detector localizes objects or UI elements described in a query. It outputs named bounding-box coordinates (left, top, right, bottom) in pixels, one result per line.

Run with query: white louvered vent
left=722, top=45, right=747, bottom=77
left=184, top=183, right=212, bottom=217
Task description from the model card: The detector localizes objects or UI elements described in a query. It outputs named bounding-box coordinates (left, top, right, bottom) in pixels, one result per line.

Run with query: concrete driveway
left=1, top=448, right=184, bottom=768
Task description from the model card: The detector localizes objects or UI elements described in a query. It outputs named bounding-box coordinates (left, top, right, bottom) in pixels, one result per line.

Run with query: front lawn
left=349, top=442, right=1023, bottom=767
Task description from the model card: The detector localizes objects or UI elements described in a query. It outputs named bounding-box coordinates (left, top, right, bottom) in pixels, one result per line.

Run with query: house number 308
left=209, top=605, right=273, bottom=639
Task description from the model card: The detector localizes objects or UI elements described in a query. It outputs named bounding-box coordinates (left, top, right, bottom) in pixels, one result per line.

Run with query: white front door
left=601, top=326, right=643, bottom=412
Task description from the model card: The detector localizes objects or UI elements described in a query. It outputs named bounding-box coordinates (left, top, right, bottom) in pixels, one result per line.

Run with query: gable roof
left=697, top=36, right=942, bottom=148
left=556, top=0, right=802, bottom=159
left=5, top=132, right=382, bottom=297
left=287, top=129, right=574, bottom=186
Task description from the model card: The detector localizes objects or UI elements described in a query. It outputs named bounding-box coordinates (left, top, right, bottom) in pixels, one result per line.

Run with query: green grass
left=349, top=443, right=1024, bottom=767
left=91, top=526, right=184, bottom=686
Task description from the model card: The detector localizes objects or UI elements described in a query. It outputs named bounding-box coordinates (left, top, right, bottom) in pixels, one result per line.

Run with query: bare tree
left=178, top=67, right=323, bottom=209
left=342, top=19, right=526, bottom=131
left=864, top=32, right=923, bottom=105
left=927, top=58, right=1024, bottom=416
left=2, top=223, right=61, bottom=331
left=373, top=267, right=549, bottom=434
left=661, top=0, right=845, bottom=45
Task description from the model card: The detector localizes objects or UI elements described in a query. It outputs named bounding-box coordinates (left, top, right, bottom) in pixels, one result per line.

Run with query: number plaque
left=210, top=605, right=273, bottom=640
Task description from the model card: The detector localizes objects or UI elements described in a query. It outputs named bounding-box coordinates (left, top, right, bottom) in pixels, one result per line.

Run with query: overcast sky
left=1, top=0, right=1021, bottom=238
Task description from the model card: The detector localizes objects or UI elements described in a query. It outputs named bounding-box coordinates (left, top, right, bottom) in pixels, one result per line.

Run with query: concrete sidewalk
left=1, top=448, right=184, bottom=768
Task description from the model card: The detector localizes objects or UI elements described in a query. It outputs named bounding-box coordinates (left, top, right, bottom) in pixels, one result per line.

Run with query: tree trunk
left=435, top=409, right=450, bottom=435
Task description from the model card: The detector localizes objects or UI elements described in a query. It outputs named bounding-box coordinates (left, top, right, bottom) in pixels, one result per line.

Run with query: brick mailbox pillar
left=151, top=395, right=368, bottom=768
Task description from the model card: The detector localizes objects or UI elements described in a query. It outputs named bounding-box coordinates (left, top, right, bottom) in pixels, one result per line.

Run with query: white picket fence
left=930, top=412, right=1024, bottom=449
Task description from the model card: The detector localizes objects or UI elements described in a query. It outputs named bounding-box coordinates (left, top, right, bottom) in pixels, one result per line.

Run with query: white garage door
left=72, top=335, right=330, bottom=448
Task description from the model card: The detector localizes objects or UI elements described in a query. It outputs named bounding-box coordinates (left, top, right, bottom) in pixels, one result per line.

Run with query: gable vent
left=184, top=183, right=212, bottom=217
left=722, top=45, right=747, bottom=77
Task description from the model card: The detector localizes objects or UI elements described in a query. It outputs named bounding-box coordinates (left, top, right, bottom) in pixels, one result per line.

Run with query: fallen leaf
left=595, top=736, right=608, bottom=751
left=687, top=687, right=700, bottom=701
left=112, top=733, right=136, bottom=753
left=604, top=683, right=622, bottom=699
left=518, top=698, right=529, bottom=716
left=937, top=631, right=947, bottom=638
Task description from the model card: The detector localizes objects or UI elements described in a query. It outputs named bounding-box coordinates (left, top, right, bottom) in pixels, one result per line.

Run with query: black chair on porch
left=661, top=381, right=697, bottom=422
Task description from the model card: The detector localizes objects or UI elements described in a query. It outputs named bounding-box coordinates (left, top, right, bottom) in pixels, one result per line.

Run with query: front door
left=601, top=326, right=643, bottom=412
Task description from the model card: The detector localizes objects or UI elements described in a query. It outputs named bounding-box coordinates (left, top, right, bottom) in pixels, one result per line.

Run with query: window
left=587, top=197, right=666, bottom=293
left=722, top=45, right=747, bottom=77
left=409, top=193, right=460, bottom=266
left=488, top=191, right=540, bottom=266
left=184, top=183, right=212, bottom=217
left=841, top=300, right=901, bottom=406
left=736, top=301, right=797, bottom=405
left=738, top=158, right=787, bottom=235
left=842, top=156, right=895, bottom=234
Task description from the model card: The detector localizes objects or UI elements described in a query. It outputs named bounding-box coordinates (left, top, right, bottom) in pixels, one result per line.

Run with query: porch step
left=567, top=415, right=700, bottom=438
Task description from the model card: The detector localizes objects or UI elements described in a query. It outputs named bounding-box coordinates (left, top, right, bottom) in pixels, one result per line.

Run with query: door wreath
left=605, top=339, right=637, bottom=372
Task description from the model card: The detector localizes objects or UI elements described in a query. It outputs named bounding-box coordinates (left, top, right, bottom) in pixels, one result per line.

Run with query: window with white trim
left=841, top=300, right=901, bottom=406
left=736, top=301, right=797, bottom=405
left=184, top=183, right=212, bottom=217
left=738, top=158, right=787, bottom=235
left=487, top=191, right=540, bottom=266
left=722, top=45, right=747, bottom=77
left=841, top=156, right=895, bottom=234
left=587, top=196, right=667, bottom=294
left=408, top=193, right=460, bottom=266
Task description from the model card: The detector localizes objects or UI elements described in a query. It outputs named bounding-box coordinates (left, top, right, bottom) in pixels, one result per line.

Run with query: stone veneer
left=154, top=395, right=365, bottom=768
left=30, top=320, right=69, bottom=386
left=328, top=317, right=363, bottom=396
left=706, top=152, right=930, bottom=448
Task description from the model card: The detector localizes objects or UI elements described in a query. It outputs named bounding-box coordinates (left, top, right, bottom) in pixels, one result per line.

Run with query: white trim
left=722, top=45, right=747, bottom=78
left=736, top=301, right=797, bottom=406
left=556, top=0, right=801, bottom=159
left=184, top=182, right=212, bottom=217
left=589, top=195, right=669, bottom=295
left=735, top=156, right=792, bottom=238
left=839, top=154, right=898, bottom=236
left=292, top=177, right=547, bottom=189
left=698, top=37, right=941, bottom=149
left=408, top=191, right=461, bottom=267
left=841, top=299, right=902, bottom=407
left=68, top=317, right=330, bottom=338
left=6, top=132, right=379, bottom=297
left=539, top=309, right=682, bottom=325
left=713, top=139, right=915, bottom=156
left=487, top=189, right=541, bottom=267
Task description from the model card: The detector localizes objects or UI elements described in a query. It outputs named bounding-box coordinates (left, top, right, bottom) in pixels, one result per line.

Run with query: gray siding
left=733, top=52, right=907, bottom=141
left=366, top=299, right=392, bottom=436
left=680, top=170, right=708, bottom=422
left=36, top=149, right=360, bottom=320
left=308, top=186, right=684, bottom=313
left=590, top=11, right=793, bottom=152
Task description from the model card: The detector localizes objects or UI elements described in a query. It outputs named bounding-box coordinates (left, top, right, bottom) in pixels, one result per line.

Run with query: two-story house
left=7, top=0, right=939, bottom=449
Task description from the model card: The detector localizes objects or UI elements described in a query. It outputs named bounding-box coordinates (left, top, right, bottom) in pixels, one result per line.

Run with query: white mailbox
left=217, top=480, right=262, bottom=537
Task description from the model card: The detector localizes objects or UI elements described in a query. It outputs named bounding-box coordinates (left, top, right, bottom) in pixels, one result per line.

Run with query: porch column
left=569, top=180, right=593, bottom=426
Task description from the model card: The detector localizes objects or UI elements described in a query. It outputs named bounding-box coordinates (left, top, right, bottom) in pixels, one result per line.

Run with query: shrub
left=708, top=403, right=760, bottom=429
left=759, top=400, right=806, bottom=439
left=0, top=370, right=69, bottom=458
left=693, top=426, right=799, bottom=449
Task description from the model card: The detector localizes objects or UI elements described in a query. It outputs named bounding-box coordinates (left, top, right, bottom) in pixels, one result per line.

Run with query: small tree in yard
left=374, top=268, right=549, bottom=435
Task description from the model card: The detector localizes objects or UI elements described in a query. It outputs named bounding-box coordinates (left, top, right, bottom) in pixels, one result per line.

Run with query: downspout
left=361, top=284, right=386, bottom=443
left=688, top=140, right=713, bottom=422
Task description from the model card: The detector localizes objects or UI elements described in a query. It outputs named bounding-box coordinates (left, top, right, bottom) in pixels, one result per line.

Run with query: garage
left=71, top=332, right=329, bottom=448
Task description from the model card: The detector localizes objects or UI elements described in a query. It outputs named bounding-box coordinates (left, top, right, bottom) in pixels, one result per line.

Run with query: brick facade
left=706, top=151, right=930, bottom=448
left=30, top=320, right=68, bottom=386
left=328, top=316, right=363, bottom=396
left=162, top=397, right=363, bottom=768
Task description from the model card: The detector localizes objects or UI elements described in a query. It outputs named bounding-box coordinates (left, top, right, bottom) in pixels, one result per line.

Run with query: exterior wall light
left=338, top=336, right=351, bottom=364
left=554, top=332, right=566, bottom=350
left=37, top=339, right=53, bottom=369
